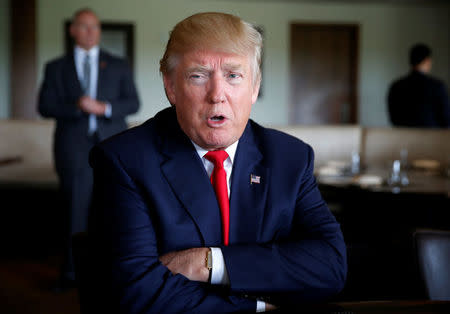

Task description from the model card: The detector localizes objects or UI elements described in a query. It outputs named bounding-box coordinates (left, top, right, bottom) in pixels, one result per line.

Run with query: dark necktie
left=205, top=150, right=230, bottom=246
left=82, top=54, right=97, bottom=135
left=82, top=54, right=91, bottom=95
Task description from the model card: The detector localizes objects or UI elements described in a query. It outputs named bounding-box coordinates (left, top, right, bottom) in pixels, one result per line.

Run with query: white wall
left=32, top=0, right=450, bottom=126
left=0, top=0, right=10, bottom=119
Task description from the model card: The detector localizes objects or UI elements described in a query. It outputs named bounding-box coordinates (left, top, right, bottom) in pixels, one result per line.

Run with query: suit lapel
left=65, top=54, right=83, bottom=95
left=229, top=123, right=269, bottom=244
left=159, top=114, right=223, bottom=246
left=96, top=51, right=107, bottom=100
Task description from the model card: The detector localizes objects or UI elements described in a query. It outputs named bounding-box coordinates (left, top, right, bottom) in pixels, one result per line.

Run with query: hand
left=265, top=303, right=277, bottom=311
left=159, top=247, right=210, bottom=282
left=77, top=96, right=106, bottom=115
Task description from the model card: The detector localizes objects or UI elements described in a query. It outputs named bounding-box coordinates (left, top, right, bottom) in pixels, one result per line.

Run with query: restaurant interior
left=0, top=0, right=449, bottom=313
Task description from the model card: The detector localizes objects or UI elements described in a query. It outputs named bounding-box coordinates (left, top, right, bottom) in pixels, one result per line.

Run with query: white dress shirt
left=74, top=45, right=99, bottom=99
left=192, top=140, right=265, bottom=312
left=73, top=45, right=111, bottom=134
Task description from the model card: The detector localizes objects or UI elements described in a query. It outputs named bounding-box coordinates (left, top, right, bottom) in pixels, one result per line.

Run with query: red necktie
left=205, top=150, right=230, bottom=246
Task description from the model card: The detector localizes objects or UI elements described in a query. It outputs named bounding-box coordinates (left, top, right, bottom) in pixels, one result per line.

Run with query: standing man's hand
left=77, top=96, right=107, bottom=115
left=265, top=303, right=277, bottom=311
left=159, top=247, right=210, bottom=282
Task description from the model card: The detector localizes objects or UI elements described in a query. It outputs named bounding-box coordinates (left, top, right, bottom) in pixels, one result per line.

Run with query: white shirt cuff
left=104, top=103, right=112, bottom=118
left=256, top=300, right=266, bottom=312
left=210, top=247, right=230, bottom=285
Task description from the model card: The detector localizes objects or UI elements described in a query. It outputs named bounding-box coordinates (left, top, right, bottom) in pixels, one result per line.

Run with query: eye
left=188, top=72, right=205, bottom=79
left=228, top=73, right=241, bottom=79
left=227, top=72, right=243, bottom=84
left=188, top=72, right=208, bottom=84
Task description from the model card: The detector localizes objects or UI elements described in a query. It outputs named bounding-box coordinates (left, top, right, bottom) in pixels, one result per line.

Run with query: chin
left=204, top=136, right=235, bottom=150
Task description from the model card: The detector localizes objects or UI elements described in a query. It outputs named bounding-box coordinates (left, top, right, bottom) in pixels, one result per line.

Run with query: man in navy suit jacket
left=89, top=12, right=346, bottom=312
left=38, top=8, right=139, bottom=289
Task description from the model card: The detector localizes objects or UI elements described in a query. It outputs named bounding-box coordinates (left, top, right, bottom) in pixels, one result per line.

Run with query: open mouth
left=207, top=114, right=227, bottom=127
left=210, top=115, right=225, bottom=121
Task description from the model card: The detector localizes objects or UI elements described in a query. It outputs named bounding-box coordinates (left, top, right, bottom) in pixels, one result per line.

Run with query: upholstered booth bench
left=0, top=120, right=59, bottom=255
left=0, top=119, right=57, bottom=188
left=1, top=119, right=449, bottom=187
left=277, top=125, right=449, bottom=168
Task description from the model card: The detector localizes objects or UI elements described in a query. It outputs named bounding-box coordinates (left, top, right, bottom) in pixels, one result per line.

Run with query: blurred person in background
left=387, top=43, right=449, bottom=128
left=38, top=8, right=140, bottom=291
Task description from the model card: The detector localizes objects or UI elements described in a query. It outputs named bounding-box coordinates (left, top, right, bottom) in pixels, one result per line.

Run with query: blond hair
left=160, top=12, right=262, bottom=85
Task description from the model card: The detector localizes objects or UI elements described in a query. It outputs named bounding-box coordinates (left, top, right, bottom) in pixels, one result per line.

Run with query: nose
left=208, top=75, right=226, bottom=104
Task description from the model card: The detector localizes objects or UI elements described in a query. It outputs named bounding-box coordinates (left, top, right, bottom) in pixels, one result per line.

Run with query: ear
left=69, top=23, right=76, bottom=38
left=163, top=74, right=176, bottom=105
left=251, top=77, right=261, bottom=104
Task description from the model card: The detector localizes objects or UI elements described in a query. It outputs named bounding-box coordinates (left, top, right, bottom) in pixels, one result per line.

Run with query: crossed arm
left=89, top=145, right=346, bottom=313
left=159, top=247, right=210, bottom=282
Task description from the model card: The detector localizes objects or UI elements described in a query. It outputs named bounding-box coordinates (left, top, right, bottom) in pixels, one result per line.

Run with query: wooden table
left=0, top=155, right=58, bottom=190
left=316, top=167, right=449, bottom=301
left=276, top=300, right=450, bottom=313
left=317, top=166, right=450, bottom=197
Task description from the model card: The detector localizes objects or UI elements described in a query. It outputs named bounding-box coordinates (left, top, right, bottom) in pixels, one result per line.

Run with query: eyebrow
left=186, top=65, right=210, bottom=73
left=186, top=63, right=245, bottom=73
left=222, top=63, right=244, bottom=72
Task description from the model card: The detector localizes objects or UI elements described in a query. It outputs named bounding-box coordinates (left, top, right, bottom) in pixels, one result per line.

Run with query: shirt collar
left=74, top=45, right=99, bottom=59
left=192, top=140, right=239, bottom=165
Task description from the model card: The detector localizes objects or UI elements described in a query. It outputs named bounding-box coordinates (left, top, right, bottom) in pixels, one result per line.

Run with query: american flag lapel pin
left=250, top=174, right=261, bottom=184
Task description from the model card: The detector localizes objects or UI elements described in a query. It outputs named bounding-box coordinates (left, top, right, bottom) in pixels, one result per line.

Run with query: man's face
left=164, top=50, right=260, bottom=150
left=70, top=12, right=101, bottom=50
left=422, top=57, right=432, bottom=73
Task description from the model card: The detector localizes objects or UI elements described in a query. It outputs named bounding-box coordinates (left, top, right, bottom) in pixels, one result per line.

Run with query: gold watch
left=206, top=249, right=212, bottom=271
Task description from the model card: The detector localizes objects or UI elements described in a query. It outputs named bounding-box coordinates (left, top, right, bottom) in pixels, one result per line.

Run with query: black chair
left=72, top=232, right=92, bottom=313
left=414, top=229, right=450, bottom=301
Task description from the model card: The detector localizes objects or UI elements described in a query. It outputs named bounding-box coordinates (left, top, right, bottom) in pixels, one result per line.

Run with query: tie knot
left=205, top=150, right=229, bottom=167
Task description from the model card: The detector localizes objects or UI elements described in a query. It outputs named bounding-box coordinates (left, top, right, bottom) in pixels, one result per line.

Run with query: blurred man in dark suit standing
left=38, top=8, right=140, bottom=291
left=387, top=43, right=449, bottom=128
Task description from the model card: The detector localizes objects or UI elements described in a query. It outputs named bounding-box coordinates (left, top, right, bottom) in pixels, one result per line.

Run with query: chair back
left=414, top=229, right=450, bottom=300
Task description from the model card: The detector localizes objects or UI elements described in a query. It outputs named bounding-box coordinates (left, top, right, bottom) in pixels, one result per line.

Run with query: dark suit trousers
left=58, top=133, right=99, bottom=280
